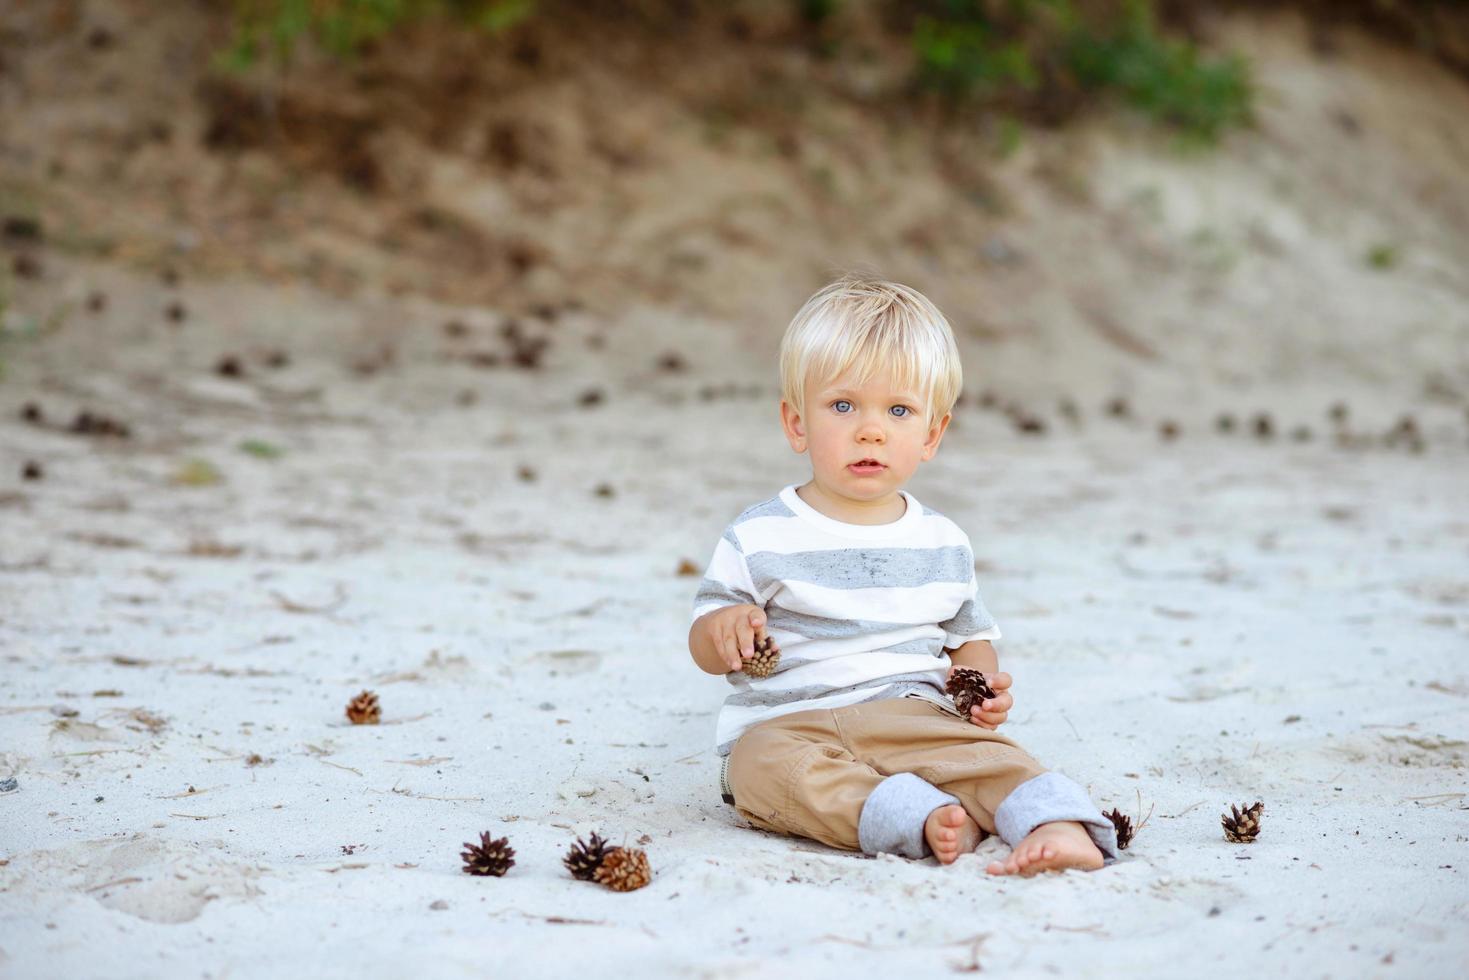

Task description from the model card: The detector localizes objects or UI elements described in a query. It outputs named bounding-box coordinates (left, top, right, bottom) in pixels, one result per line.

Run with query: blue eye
left=832, top=400, right=852, bottom=413
left=890, top=405, right=910, bottom=418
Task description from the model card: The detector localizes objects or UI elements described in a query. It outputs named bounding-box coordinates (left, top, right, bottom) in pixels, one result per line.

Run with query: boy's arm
left=690, top=524, right=766, bottom=674
left=945, top=638, right=999, bottom=674
left=943, top=639, right=1014, bottom=730
left=688, top=611, right=729, bottom=674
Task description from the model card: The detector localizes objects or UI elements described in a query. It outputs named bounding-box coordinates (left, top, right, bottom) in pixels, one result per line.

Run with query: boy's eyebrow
left=821, top=387, right=922, bottom=401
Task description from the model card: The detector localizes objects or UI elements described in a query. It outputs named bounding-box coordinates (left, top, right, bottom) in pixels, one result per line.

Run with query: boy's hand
left=946, top=666, right=1013, bottom=729
left=706, top=604, right=774, bottom=674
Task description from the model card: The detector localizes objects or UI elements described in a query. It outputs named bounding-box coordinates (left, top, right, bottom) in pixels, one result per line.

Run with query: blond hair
left=779, top=273, right=962, bottom=426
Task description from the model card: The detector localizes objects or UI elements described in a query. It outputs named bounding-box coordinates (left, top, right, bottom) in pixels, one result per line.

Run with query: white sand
left=1, top=260, right=1466, bottom=978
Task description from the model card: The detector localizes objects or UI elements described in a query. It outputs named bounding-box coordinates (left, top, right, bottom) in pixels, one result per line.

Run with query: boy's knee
left=726, top=725, right=796, bottom=794
left=727, top=727, right=845, bottom=823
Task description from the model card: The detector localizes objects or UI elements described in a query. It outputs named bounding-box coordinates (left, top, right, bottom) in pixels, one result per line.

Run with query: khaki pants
left=724, top=695, right=1051, bottom=855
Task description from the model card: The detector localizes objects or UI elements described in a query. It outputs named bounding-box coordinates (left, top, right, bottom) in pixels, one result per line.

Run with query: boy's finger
left=989, top=672, right=1012, bottom=690
left=734, top=619, right=755, bottom=658
left=731, top=628, right=752, bottom=667
left=748, top=610, right=765, bottom=629
left=720, top=628, right=741, bottom=671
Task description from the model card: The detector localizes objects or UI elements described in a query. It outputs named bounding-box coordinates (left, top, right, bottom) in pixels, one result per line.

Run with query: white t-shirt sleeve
left=690, top=528, right=762, bottom=626
left=939, top=543, right=1001, bottom=648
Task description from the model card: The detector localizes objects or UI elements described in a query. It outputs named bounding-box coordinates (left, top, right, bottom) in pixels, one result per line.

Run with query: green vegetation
left=911, top=0, right=1252, bottom=143
left=220, top=0, right=536, bottom=69
left=994, top=115, right=1024, bottom=157
left=1366, top=243, right=1399, bottom=270
left=219, top=0, right=1252, bottom=142
left=239, top=439, right=286, bottom=459
left=174, top=458, right=224, bottom=486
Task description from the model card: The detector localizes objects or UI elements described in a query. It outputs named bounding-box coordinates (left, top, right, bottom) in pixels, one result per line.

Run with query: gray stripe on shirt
left=766, top=606, right=941, bottom=640
left=733, top=496, right=796, bottom=524
left=723, top=669, right=946, bottom=708
left=940, top=599, right=996, bottom=635
left=747, top=546, right=972, bottom=592
left=695, top=578, right=755, bottom=608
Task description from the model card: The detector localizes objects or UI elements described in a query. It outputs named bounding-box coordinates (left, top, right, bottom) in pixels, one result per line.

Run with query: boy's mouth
left=847, top=459, right=886, bottom=474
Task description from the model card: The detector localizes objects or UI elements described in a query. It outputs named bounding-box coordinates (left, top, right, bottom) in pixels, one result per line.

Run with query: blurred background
left=2, top=0, right=1466, bottom=426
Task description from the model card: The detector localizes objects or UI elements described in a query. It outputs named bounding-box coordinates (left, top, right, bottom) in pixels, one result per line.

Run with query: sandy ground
left=1, top=255, right=1467, bottom=978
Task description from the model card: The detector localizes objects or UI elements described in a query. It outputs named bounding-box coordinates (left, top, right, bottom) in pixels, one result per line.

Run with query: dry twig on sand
left=269, top=584, right=348, bottom=614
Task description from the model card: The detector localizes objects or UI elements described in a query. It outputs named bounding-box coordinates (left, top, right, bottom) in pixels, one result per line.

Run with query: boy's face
left=780, top=371, right=951, bottom=520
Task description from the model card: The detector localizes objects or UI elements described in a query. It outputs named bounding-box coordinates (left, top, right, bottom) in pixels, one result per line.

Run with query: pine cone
left=1103, top=808, right=1133, bottom=850
left=460, top=832, right=515, bottom=877
left=563, top=832, right=619, bottom=881
left=592, top=846, right=651, bottom=892
left=345, top=689, right=380, bottom=725
left=743, top=634, right=781, bottom=679
left=1221, top=800, right=1264, bottom=843
left=945, top=667, right=997, bottom=717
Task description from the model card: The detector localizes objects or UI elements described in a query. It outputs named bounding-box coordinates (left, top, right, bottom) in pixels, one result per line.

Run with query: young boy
left=687, top=274, right=1118, bottom=875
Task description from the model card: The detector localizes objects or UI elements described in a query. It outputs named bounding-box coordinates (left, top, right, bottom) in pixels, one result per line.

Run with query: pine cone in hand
left=1103, top=808, right=1133, bottom=850
left=945, top=667, right=997, bottom=717
left=743, top=634, right=781, bottom=679
left=1221, top=801, right=1264, bottom=843
left=592, top=846, right=651, bottom=892
left=563, top=831, right=619, bottom=881
left=461, top=832, right=516, bottom=876
left=345, top=689, right=380, bottom=725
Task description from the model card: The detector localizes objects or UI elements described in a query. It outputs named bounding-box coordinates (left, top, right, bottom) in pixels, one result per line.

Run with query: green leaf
left=174, top=459, right=224, bottom=487
left=476, top=0, right=536, bottom=33
left=239, top=439, right=286, bottom=459
left=1366, top=244, right=1399, bottom=270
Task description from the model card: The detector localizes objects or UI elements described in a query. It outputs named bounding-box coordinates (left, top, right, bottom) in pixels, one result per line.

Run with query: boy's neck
left=795, top=481, right=908, bottom=525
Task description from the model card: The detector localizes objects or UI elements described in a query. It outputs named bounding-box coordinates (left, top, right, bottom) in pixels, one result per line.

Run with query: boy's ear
left=920, top=412, right=952, bottom=461
left=779, top=400, right=807, bottom=454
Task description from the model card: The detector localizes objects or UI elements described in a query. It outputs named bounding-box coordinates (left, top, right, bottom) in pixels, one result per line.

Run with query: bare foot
left=985, top=821, right=1104, bottom=876
left=924, top=804, right=981, bottom=864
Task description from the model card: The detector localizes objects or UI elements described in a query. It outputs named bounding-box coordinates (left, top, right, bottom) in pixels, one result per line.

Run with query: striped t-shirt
left=692, top=484, right=1001, bottom=757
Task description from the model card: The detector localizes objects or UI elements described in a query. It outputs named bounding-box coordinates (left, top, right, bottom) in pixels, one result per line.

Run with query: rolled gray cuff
left=994, top=772, right=1120, bottom=863
left=858, top=772, right=961, bottom=859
